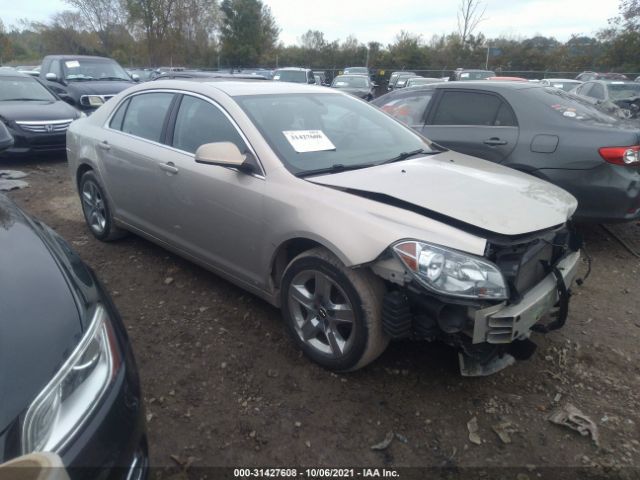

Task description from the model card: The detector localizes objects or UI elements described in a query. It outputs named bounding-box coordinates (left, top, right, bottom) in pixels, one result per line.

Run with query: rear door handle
left=483, top=137, right=508, bottom=146
left=98, top=141, right=111, bottom=151
left=159, top=162, right=179, bottom=174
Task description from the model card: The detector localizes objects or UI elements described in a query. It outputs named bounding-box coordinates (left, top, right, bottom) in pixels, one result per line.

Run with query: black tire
left=78, top=170, right=127, bottom=241
left=281, top=247, right=389, bottom=371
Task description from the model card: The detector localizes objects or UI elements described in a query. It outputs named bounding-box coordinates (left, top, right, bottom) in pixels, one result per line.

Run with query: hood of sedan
left=0, top=195, right=82, bottom=435
left=0, top=100, right=79, bottom=122
left=308, top=152, right=577, bottom=236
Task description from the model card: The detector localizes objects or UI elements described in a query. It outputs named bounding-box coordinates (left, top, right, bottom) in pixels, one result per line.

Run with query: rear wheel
left=281, top=247, right=389, bottom=371
left=79, top=170, right=127, bottom=241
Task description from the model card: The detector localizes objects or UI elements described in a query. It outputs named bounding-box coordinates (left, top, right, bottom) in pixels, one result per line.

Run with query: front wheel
left=281, top=247, right=389, bottom=371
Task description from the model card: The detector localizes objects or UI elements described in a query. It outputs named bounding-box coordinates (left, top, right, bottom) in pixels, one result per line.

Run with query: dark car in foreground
left=373, top=81, right=640, bottom=222
left=331, top=74, right=375, bottom=100
left=0, top=69, right=83, bottom=158
left=39, top=55, right=134, bottom=114
left=0, top=127, right=147, bottom=477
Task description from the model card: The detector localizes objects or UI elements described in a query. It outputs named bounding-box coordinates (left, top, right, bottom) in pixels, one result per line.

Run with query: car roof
left=275, top=67, right=310, bottom=72
left=139, top=79, right=335, bottom=97
left=544, top=78, right=581, bottom=82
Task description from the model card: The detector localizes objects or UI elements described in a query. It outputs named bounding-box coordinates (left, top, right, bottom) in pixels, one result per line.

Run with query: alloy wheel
left=287, top=269, right=356, bottom=358
left=81, top=180, right=107, bottom=234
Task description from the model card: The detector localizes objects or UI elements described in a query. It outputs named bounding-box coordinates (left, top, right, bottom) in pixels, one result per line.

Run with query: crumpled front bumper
left=471, top=251, right=580, bottom=344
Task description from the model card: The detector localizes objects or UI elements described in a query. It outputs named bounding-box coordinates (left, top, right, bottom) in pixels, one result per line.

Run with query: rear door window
left=430, top=91, right=515, bottom=126
left=171, top=95, right=247, bottom=154
left=120, top=92, right=174, bottom=143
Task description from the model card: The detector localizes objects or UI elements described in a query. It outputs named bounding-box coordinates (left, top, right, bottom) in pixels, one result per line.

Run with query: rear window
left=533, top=87, right=618, bottom=124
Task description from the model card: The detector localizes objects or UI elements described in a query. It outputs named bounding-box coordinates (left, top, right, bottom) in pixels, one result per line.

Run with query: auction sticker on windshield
left=65, top=60, right=80, bottom=68
left=283, top=130, right=336, bottom=153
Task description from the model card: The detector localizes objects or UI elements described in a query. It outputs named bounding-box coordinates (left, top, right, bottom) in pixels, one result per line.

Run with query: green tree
left=219, top=0, right=279, bottom=67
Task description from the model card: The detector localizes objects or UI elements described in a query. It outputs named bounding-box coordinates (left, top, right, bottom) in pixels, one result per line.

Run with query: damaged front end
left=371, top=225, right=582, bottom=376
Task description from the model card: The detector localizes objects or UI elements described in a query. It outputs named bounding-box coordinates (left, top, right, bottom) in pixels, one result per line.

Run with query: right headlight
left=392, top=240, right=509, bottom=300
left=21, top=305, right=121, bottom=454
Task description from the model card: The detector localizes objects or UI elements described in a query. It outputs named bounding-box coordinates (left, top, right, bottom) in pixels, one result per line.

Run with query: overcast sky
left=2, top=0, right=620, bottom=45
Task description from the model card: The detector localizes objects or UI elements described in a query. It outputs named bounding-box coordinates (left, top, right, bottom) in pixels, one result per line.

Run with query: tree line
left=0, top=0, right=639, bottom=75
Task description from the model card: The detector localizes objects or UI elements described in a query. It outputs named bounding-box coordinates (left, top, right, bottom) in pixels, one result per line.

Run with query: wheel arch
left=269, top=236, right=353, bottom=304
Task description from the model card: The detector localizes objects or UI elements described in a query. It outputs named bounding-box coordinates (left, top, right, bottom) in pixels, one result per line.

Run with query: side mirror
left=45, top=72, right=58, bottom=82
left=0, top=122, right=14, bottom=152
left=195, top=142, right=254, bottom=173
left=131, top=73, right=140, bottom=82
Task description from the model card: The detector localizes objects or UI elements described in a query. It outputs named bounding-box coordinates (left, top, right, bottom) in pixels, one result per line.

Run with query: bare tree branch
left=457, top=0, right=486, bottom=46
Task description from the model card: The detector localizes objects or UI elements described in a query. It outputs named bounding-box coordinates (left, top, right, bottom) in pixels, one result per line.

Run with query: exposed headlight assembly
left=393, top=241, right=509, bottom=300
left=21, top=305, right=121, bottom=453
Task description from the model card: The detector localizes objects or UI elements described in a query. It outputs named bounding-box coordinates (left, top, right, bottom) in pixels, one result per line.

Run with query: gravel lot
left=3, top=156, right=640, bottom=477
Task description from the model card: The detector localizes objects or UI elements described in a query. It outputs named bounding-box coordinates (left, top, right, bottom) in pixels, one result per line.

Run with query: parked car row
left=3, top=57, right=640, bottom=476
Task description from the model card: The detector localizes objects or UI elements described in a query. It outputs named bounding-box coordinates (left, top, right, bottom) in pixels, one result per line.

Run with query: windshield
left=332, top=76, right=369, bottom=88
left=273, top=70, right=307, bottom=83
left=534, top=87, right=619, bottom=125
left=608, top=83, right=640, bottom=100
left=63, top=58, right=130, bottom=81
left=236, top=93, right=434, bottom=175
left=0, top=76, right=56, bottom=101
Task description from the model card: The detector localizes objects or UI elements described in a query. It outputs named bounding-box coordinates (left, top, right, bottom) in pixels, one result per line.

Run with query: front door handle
left=483, top=137, right=508, bottom=146
left=98, top=141, right=111, bottom=151
left=159, top=162, right=179, bottom=174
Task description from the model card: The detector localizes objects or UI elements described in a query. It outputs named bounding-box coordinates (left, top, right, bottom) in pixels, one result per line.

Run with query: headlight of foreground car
left=22, top=305, right=121, bottom=453
left=393, top=241, right=509, bottom=300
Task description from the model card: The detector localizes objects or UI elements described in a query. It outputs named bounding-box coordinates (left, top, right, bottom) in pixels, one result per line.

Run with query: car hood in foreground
left=0, top=195, right=83, bottom=434
left=0, top=100, right=79, bottom=122
left=309, top=152, right=577, bottom=236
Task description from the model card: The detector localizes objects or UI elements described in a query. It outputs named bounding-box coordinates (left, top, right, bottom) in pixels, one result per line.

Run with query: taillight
left=599, top=146, right=640, bottom=166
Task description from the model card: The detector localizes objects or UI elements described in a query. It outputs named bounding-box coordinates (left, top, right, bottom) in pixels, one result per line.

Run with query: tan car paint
left=67, top=80, right=576, bottom=308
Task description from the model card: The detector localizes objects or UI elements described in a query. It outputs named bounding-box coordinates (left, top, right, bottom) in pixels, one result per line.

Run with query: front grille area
left=16, top=119, right=73, bottom=133
left=487, top=227, right=572, bottom=299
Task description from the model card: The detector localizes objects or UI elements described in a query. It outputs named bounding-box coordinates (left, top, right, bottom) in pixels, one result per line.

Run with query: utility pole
left=485, top=45, right=490, bottom=70
left=365, top=47, right=369, bottom=68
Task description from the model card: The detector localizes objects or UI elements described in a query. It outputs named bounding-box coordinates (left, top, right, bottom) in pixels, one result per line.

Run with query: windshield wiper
left=296, top=163, right=376, bottom=178
left=99, top=76, right=130, bottom=81
left=378, top=148, right=434, bottom=165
